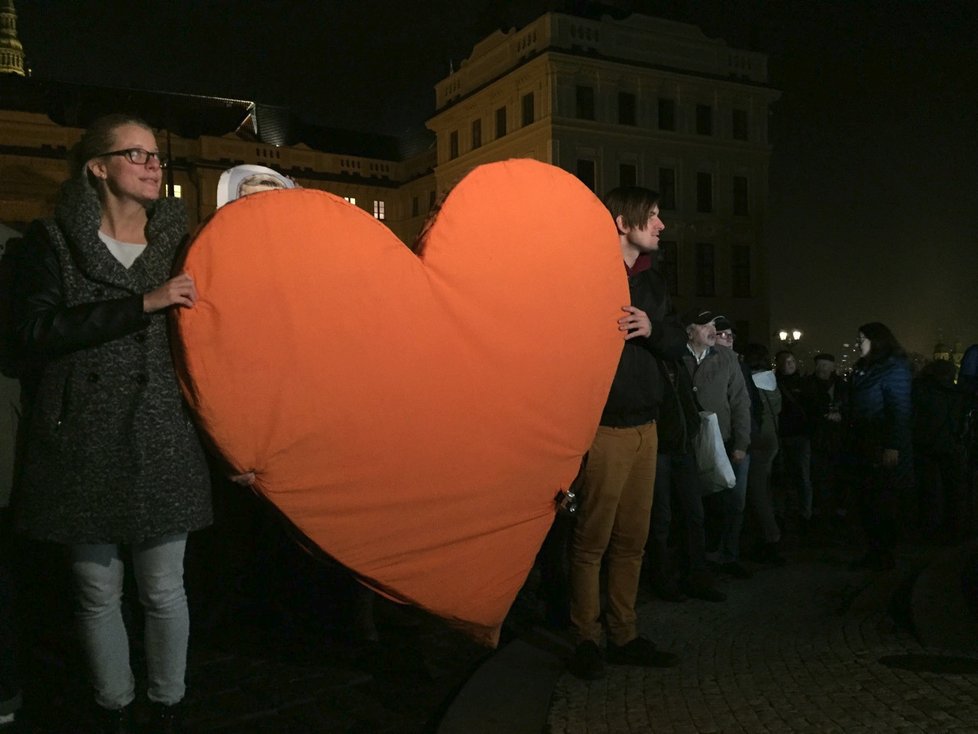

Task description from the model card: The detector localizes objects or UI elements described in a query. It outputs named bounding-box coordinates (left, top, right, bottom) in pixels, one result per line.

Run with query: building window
left=471, top=119, right=482, bottom=149
left=373, top=200, right=386, bottom=220
left=619, top=163, right=636, bottom=187
left=696, top=104, right=713, bottom=135
left=576, top=159, right=596, bottom=192
left=732, top=109, right=749, bottom=141
left=412, top=196, right=420, bottom=217
left=429, top=191, right=436, bottom=208
left=449, top=130, right=459, bottom=160
left=695, top=242, right=715, bottom=297
left=732, top=244, right=751, bottom=297
left=733, top=176, right=749, bottom=215
left=165, top=183, right=182, bottom=198
left=343, top=196, right=357, bottom=205
left=576, top=85, right=595, bottom=120
left=521, top=92, right=535, bottom=126
left=658, top=98, right=675, bottom=131
left=659, top=240, right=679, bottom=296
left=696, top=172, right=713, bottom=213
left=659, top=168, right=676, bottom=210
left=618, top=92, right=636, bottom=125
left=495, top=106, right=507, bottom=138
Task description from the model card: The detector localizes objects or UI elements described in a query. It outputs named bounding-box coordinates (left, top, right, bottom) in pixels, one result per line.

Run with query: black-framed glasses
left=98, top=148, right=168, bottom=167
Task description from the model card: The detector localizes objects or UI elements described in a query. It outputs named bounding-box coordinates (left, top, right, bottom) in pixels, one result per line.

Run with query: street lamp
left=777, top=329, right=802, bottom=345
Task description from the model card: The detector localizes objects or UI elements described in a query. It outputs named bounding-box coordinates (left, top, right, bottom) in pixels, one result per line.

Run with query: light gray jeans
left=70, top=534, right=189, bottom=709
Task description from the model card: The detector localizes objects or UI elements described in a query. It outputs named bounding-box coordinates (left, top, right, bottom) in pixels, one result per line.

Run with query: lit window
left=373, top=200, right=386, bottom=220
left=344, top=196, right=357, bottom=205
left=166, top=184, right=182, bottom=198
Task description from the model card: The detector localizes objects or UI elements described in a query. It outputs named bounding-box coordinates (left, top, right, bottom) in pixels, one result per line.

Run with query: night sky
left=16, top=0, right=978, bottom=360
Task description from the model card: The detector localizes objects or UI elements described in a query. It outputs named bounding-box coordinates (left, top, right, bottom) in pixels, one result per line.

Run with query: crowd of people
left=536, top=188, right=978, bottom=681
left=1, top=112, right=977, bottom=730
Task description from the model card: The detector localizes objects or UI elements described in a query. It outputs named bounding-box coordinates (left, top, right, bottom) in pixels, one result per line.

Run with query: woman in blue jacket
left=847, top=322, right=912, bottom=570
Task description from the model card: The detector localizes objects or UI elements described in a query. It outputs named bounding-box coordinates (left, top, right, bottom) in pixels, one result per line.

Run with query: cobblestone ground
left=547, top=549, right=978, bottom=733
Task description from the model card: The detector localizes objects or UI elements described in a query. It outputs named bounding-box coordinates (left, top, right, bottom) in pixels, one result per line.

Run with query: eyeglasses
left=98, top=148, right=168, bottom=167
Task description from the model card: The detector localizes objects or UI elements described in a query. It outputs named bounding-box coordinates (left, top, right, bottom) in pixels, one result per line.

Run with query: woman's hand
left=881, top=449, right=899, bottom=467
left=144, top=273, right=197, bottom=313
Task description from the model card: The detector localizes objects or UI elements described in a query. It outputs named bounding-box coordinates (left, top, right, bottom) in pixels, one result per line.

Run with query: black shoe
left=93, top=704, right=134, bottom=734
left=718, top=561, right=752, bottom=579
left=606, top=636, right=679, bottom=668
left=146, top=701, right=186, bottom=734
left=568, top=640, right=605, bottom=680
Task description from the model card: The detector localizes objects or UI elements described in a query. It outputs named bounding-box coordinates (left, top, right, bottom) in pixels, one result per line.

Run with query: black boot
left=146, top=701, right=186, bottom=734
left=92, top=703, right=134, bottom=734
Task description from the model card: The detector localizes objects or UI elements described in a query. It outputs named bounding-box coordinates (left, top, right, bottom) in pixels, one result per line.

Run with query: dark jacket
left=804, top=373, right=846, bottom=454
left=912, top=372, right=968, bottom=458
left=14, top=175, right=212, bottom=544
left=656, top=357, right=701, bottom=455
left=776, top=372, right=809, bottom=438
left=847, top=355, right=913, bottom=481
left=599, top=264, right=686, bottom=427
left=681, top=346, right=752, bottom=453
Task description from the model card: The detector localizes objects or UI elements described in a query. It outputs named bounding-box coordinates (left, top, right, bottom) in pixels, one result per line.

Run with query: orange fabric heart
left=174, top=159, right=627, bottom=644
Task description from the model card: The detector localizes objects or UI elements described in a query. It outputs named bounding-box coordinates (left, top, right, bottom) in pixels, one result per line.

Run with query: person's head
left=743, top=343, right=771, bottom=373
left=71, top=114, right=162, bottom=206
left=713, top=315, right=735, bottom=350
left=856, top=322, right=905, bottom=364
left=602, top=187, right=664, bottom=262
left=813, top=353, right=837, bottom=381
left=775, top=350, right=797, bottom=376
left=216, top=164, right=295, bottom=208
left=683, top=309, right=716, bottom=351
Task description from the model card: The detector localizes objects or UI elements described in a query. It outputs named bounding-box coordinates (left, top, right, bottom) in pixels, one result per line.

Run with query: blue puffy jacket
left=847, top=355, right=913, bottom=481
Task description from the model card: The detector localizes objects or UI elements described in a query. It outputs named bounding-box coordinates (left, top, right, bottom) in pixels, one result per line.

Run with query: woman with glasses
left=846, top=322, right=912, bottom=571
left=15, top=114, right=211, bottom=733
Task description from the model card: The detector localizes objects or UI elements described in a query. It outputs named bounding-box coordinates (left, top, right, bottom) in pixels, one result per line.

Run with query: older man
left=681, top=310, right=753, bottom=578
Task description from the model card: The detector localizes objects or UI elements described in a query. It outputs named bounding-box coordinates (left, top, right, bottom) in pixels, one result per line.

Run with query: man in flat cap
left=680, top=309, right=752, bottom=578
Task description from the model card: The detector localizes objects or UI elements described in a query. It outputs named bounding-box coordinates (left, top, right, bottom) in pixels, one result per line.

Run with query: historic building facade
left=1, top=4, right=778, bottom=339
left=427, top=12, right=780, bottom=343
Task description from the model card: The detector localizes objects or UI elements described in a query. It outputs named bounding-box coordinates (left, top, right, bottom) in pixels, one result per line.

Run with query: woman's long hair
left=857, top=321, right=906, bottom=367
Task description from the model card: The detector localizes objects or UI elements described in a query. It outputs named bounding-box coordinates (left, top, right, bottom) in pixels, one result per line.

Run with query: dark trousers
left=650, top=453, right=706, bottom=575
left=855, top=468, right=902, bottom=554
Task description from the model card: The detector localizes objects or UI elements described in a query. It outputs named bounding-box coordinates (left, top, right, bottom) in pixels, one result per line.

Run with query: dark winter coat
left=912, top=373, right=968, bottom=458
left=681, top=346, right=752, bottom=452
left=656, top=357, right=701, bottom=455
left=599, top=264, right=687, bottom=427
left=14, top=175, right=212, bottom=544
left=776, top=372, right=809, bottom=438
left=846, top=355, right=913, bottom=484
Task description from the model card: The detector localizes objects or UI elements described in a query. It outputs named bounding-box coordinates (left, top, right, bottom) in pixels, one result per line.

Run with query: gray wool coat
left=15, top=176, right=212, bottom=544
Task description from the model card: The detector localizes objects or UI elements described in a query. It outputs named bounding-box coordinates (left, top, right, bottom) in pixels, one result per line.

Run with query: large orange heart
left=174, top=159, right=627, bottom=644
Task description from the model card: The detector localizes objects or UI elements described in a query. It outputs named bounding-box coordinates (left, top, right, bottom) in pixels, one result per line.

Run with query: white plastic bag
left=693, top=411, right=736, bottom=494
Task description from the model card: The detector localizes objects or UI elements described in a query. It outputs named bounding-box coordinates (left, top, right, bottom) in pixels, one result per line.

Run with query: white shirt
left=99, top=231, right=146, bottom=269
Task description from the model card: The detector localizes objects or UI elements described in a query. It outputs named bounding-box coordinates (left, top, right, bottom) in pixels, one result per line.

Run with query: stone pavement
left=11, top=513, right=978, bottom=733
left=545, top=541, right=978, bottom=733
